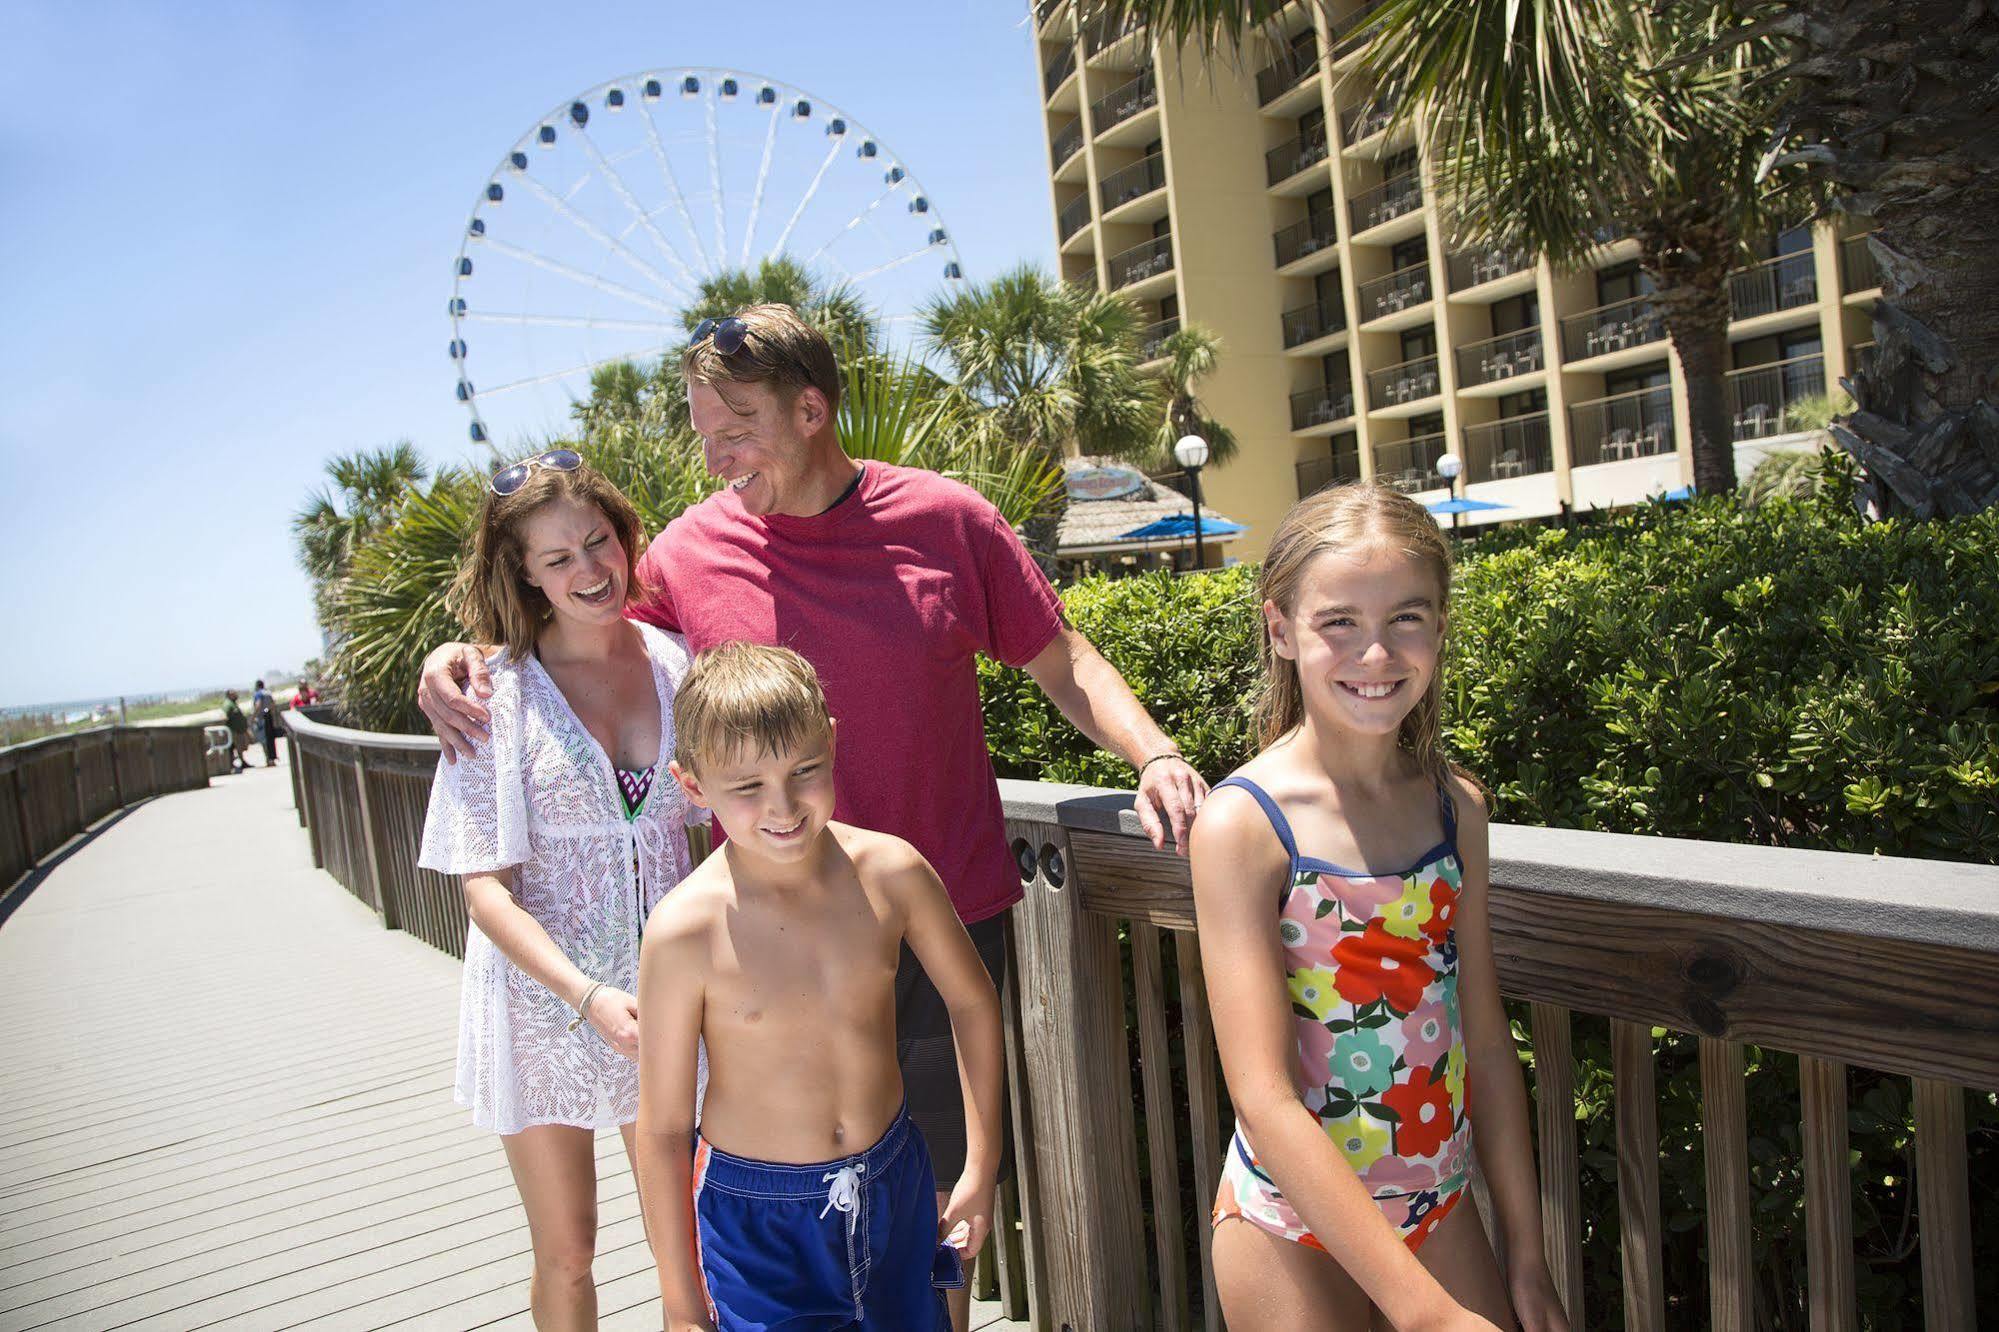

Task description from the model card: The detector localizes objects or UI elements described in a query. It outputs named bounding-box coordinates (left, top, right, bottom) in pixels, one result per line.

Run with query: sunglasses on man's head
left=690, top=316, right=752, bottom=356
left=489, top=448, right=581, bottom=496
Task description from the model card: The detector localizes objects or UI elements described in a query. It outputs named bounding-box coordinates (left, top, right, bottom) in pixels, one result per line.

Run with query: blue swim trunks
left=692, top=1105, right=950, bottom=1330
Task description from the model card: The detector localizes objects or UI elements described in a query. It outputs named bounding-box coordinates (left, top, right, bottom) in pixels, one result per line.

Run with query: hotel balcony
left=1448, top=245, right=1535, bottom=296
left=1108, top=233, right=1175, bottom=293
left=1461, top=413, right=1555, bottom=483
left=1089, top=69, right=1159, bottom=147
left=1560, top=295, right=1667, bottom=368
left=1266, top=126, right=1330, bottom=189
left=1339, top=95, right=1396, bottom=150
left=1841, top=233, right=1882, bottom=297
left=1456, top=328, right=1546, bottom=392
left=1057, top=193, right=1092, bottom=244
left=1372, top=429, right=1449, bottom=492
left=1290, top=384, right=1356, bottom=432
left=1281, top=295, right=1347, bottom=351
left=1348, top=170, right=1424, bottom=240
left=1330, top=0, right=1391, bottom=60
left=1296, top=445, right=1362, bottom=497
left=1729, top=251, right=1819, bottom=325
left=1569, top=384, right=1677, bottom=467
left=1100, top=153, right=1167, bottom=218
left=1139, top=315, right=1180, bottom=364
left=1366, top=352, right=1441, bottom=414
left=1357, top=262, right=1432, bottom=328
left=1256, top=40, right=1319, bottom=109
left=1050, top=117, right=1084, bottom=174
left=1273, top=212, right=1340, bottom=271
left=1726, top=353, right=1826, bottom=441
left=1043, top=46, right=1077, bottom=100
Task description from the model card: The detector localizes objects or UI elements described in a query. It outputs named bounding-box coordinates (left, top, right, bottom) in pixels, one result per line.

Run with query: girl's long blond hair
left=449, top=462, right=648, bottom=665
left=1253, top=482, right=1456, bottom=786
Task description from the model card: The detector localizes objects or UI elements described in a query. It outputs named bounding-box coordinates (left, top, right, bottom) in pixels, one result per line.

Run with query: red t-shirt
left=632, top=462, right=1065, bottom=923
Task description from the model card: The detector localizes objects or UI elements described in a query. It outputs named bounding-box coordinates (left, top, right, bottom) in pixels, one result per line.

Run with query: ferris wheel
left=448, top=68, right=966, bottom=446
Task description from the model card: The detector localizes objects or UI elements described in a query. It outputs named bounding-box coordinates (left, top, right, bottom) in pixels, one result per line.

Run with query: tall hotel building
left=1030, top=0, right=1884, bottom=559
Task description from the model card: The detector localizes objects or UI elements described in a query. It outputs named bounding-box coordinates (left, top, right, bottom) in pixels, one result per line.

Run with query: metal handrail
left=1090, top=68, right=1158, bottom=131
left=1058, top=193, right=1092, bottom=241
left=1329, top=0, right=1392, bottom=57
left=1290, top=384, right=1356, bottom=430
left=1256, top=41, right=1319, bottom=105
left=1568, top=384, right=1676, bottom=465
left=1370, top=430, right=1448, bottom=492
left=1273, top=211, right=1340, bottom=267
left=1100, top=153, right=1167, bottom=212
left=1357, top=262, right=1431, bottom=322
left=1108, top=233, right=1174, bottom=289
left=1340, top=94, right=1396, bottom=145
left=1050, top=117, right=1084, bottom=170
left=1366, top=352, right=1441, bottom=409
left=1447, top=245, right=1533, bottom=291
left=1265, top=125, right=1330, bottom=186
left=1461, top=413, right=1554, bottom=482
left=1140, top=315, right=1180, bottom=361
left=1725, top=353, right=1827, bottom=440
left=1282, top=295, right=1346, bottom=348
left=1349, top=169, right=1422, bottom=234
left=1559, top=294, right=1666, bottom=361
left=1728, top=251, right=1818, bottom=321
left=1044, top=46, right=1078, bottom=97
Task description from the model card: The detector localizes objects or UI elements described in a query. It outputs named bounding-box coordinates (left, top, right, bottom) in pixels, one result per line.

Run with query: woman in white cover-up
left=418, top=450, right=702, bottom=1330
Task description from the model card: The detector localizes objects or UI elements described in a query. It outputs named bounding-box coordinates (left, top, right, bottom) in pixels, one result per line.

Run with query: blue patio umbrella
left=1117, top=513, right=1248, bottom=541
left=1425, top=496, right=1510, bottom=515
left=1652, top=485, right=1696, bottom=502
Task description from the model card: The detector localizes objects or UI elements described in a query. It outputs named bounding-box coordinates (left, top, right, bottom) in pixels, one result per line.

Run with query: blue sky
left=0, top=1, right=1057, bottom=709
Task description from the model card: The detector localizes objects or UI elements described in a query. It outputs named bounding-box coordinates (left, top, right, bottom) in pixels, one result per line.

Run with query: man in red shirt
left=419, top=304, right=1206, bottom=1328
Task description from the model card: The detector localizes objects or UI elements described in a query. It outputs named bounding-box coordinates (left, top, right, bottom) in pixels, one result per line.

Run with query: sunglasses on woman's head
left=489, top=448, right=582, bottom=496
left=690, top=316, right=752, bottom=356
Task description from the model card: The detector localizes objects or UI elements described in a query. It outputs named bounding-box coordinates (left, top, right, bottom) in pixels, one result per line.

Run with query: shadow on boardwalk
left=0, top=773, right=1020, bottom=1330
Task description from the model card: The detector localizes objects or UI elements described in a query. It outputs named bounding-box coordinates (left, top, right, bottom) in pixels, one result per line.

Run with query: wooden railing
left=0, top=725, right=210, bottom=891
left=281, top=714, right=1997, bottom=1331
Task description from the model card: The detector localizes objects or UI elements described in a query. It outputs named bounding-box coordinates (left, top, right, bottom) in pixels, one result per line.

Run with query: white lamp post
left=1435, top=451, right=1464, bottom=535
left=1173, top=434, right=1212, bottom=570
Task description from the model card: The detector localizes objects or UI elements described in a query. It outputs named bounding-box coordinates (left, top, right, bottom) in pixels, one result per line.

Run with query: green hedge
left=981, top=486, right=1999, bottom=1326
left=982, top=485, right=1999, bottom=863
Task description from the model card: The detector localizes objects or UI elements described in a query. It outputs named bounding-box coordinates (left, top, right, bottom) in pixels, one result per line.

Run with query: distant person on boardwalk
left=417, top=451, right=705, bottom=1330
left=221, top=690, right=250, bottom=773
left=290, top=678, right=321, bottom=709
left=636, top=643, right=1002, bottom=1331
left=416, top=304, right=1208, bottom=1330
left=250, top=679, right=281, bottom=767
left=1193, top=485, right=1567, bottom=1331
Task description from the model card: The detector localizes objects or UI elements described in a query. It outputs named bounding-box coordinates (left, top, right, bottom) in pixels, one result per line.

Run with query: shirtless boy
left=635, top=643, right=1005, bottom=1331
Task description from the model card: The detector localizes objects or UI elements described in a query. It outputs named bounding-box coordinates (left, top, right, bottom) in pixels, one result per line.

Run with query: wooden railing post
left=69, top=735, right=89, bottom=833
left=1912, top=1077, right=1974, bottom=1330
left=1006, top=815, right=1147, bottom=1332
left=1612, top=1019, right=1665, bottom=1332
left=1530, top=1002, right=1584, bottom=1321
left=1800, top=1056, right=1857, bottom=1332
left=1698, top=1038, right=1753, bottom=1332
left=351, top=752, right=395, bottom=929
left=106, top=732, right=124, bottom=810
left=300, top=743, right=326, bottom=869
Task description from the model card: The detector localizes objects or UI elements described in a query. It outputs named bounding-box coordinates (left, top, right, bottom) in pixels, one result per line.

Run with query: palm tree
left=293, top=442, right=428, bottom=625
left=1151, top=323, right=1239, bottom=470
left=1081, top=0, right=1998, bottom=514
left=571, top=256, right=879, bottom=444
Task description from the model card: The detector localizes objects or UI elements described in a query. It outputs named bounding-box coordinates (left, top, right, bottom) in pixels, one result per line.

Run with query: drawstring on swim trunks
left=819, top=1162, right=866, bottom=1233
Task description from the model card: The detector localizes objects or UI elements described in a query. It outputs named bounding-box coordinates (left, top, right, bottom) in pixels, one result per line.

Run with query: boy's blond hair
left=674, top=643, right=833, bottom=776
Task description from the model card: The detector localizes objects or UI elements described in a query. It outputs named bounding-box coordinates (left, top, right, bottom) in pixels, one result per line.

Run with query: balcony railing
left=1057, top=193, right=1092, bottom=242
left=1100, top=152, right=1166, bottom=212
left=1329, top=0, right=1392, bottom=57
left=1296, top=443, right=1362, bottom=496
left=1339, top=94, right=1395, bottom=145
left=1265, top=125, right=1330, bottom=186
left=1727, top=353, right=1827, bottom=440
left=1090, top=68, right=1157, bottom=132
left=1357, top=262, right=1431, bottom=322
left=1366, top=352, right=1441, bottom=410
left=1448, top=245, right=1534, bottom=291
left=1050, top=117, right=1083, bottom=170
left=1043, top=46, right=1077, bottom=97
left=1108, top=233, right=1174, bottom=289
left=1281, top=295, right=1346, bottom=348
left=1083, top=11, right=1142, bottom=55
left=1273, top=211, right=1340, bottom=267
left=1841, top=232, right=1881, bottom=291
left=1033, top=0, right=1064, bottom=28
left=1256, top=41, right=1319, bottom=105
left=1372, top=430, right=1449, bottom=492
left=1729, top=251, right=1818, bottom=321
left=1349, top=169, right=1423, bottom=233
left=1290, top=384, right=1356, bottom=431
left=1456, top=328, right=1546, bottom=387
left=1462, top=413, right=1554, bottom=483
left=1568, top=385, right=1676, bottom=466
left=1140, top=315, right=1180, bottom=361
left=1560, top=294, right=1667, bottom=362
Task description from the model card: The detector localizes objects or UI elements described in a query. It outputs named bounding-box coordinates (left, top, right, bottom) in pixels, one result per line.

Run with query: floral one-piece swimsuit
left=1210, top=774, right=1472, bottom=1254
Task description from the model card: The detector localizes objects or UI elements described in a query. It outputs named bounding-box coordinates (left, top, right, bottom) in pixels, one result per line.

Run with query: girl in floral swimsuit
left=1189, top=483, right=1569, bottom=1331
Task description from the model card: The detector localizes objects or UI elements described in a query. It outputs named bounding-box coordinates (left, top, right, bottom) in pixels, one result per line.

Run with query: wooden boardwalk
left=0, top=766, right=1024, bottom=1331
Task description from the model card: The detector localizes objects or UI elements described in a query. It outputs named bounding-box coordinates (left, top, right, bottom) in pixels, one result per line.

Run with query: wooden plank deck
left=0, top=766, right=1024, bottom=1330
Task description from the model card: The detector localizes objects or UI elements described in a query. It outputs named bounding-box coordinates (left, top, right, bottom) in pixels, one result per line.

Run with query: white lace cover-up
left=418, top=622, right=702, bottom=1135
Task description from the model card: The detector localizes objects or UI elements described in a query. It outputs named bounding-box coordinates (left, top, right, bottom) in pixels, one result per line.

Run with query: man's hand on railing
left=1135, top=755, right=1207, bottom=858
left=417, top=643, right=494, bottom=763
